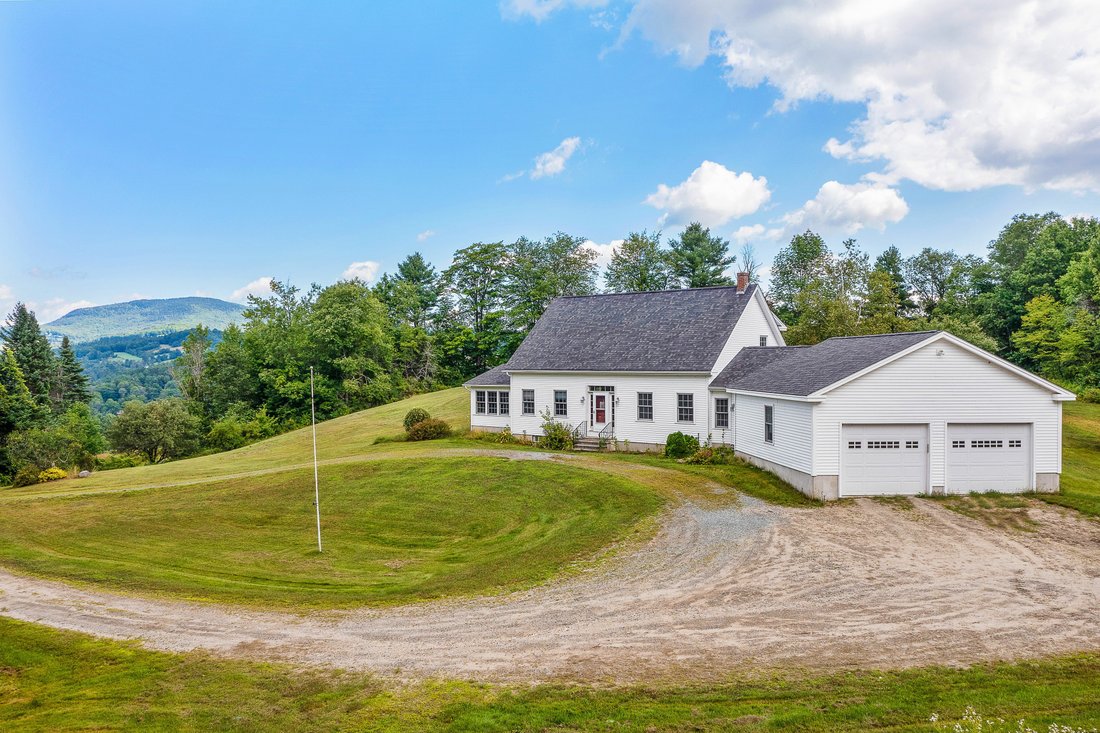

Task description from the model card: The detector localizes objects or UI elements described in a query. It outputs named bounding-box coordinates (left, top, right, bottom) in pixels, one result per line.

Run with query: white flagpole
left=310, top=366, right=322, bottom=553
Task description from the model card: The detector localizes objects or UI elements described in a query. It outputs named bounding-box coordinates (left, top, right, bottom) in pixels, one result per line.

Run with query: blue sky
left=2, top=0, right=1097, bottom=322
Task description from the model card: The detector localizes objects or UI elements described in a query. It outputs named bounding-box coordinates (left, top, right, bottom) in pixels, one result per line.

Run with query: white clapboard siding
left=812, top=340, right=1063, bottom=484
left=469, top=388, right=512, bottom=430
left=733, top=394, right=814, bottom=474
left=710, top=289, right=786, bottom=376
left=507, top=373, right=713, bottom=446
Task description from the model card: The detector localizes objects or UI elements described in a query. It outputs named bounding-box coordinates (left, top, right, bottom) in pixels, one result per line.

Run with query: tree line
left=3, top=211, right=1098, bottom=483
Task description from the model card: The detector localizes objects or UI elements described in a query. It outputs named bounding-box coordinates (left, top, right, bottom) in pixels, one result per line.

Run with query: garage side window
left=764, top=404, right=774, bottom=443
left=475, top=391, right=486, bottom=414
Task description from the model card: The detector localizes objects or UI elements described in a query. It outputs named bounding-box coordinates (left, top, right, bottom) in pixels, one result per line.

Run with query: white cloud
left=580, top=238, right=624, bottom=272
left=531, top=136, right=582, bottom=179
left=582, top=0, right=1100, bottom=193
left=644, top=161, right=771, bottom=227
left=416, top=229, right=436, bottom=242
left=341, top=261, right=381, bottom=283
left=781, top=181, right=909, bottom=234
left=230, top=276, right=274, bottom=302
left=0, top=284, right=11, bottom=301
left=501, top=0, right=608, bottom=22
left=33, top=298, right=97, bottom=323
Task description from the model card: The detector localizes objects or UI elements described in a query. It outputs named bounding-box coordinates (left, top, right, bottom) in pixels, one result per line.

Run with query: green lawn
left=6, top=386, right=471, bottom=499
left=1042, top=400, right=1100, bottom=517
left=0, top=457, right=662, bottom=608
left=2, top=617, right=1098, bottom=732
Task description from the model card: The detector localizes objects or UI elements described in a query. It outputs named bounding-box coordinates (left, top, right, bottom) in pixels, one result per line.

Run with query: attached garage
left=840, top=424, right=928, bottom=496
left=946, top=423, right=1032, bottom=493
left=715, top=330, right=1074, bottom=501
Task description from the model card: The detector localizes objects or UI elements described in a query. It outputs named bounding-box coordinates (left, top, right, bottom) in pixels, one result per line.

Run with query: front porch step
left=573, top=437, right=606, bottom=452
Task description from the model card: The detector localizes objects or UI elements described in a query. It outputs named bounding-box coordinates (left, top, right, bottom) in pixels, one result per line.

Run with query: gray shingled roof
left=710, top=331, right=939, bottom=396
left=502, top=285, right=761, bottom=373
left=464, top=364, right=511, bottom=386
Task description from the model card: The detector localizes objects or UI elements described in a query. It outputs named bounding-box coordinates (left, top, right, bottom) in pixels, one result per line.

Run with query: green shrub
left=94, top=453, right=146, bottom=471
left=1081, top=387, right=1100, bottom=404
left=407, top=418, right=451, bottom=441
left=38, top=467, right=67, bottom=483
left=664, top=432, right=700, bottom=459
left=11, top=466, right=41, bottom=488
left=685, top=445, right=737, bottom=465
left=538, top=409, right=573, bottom=450
left=403, top=408, right=431, bottom=432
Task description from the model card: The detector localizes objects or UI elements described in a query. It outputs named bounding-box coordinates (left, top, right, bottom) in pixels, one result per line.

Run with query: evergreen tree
left=1, top=303, right=56, bottom=407
left=667, top=222, right=735, bottom=288
left=395, top=252, right=440, bottom=328
left=872, top=245, right=913, bottom=315
left=0, top=348, right=43, bottom=430
left=55, top=336, right=92, bottom=410
left=604, top=231, right=672, bottom=293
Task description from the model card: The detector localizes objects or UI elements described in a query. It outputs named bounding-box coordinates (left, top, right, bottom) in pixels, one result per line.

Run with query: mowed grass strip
left=1043, top=400, right=1100, bottom=517
left=7, top=386, right=471, bottom=499
left=2, top=617, right=1099, bottom=732
left=0, top=457, right=662, bottom=608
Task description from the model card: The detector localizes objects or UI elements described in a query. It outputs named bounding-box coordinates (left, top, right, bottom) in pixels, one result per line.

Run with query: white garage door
left=840, top=424, right=928, bottom=497
left=946, top=424, right=1031, bottom=493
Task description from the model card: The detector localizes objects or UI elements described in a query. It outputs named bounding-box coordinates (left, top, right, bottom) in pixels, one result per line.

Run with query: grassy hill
left=0, top=388, right=666, bottom=607
left=45, top=297, right=244, bottom=343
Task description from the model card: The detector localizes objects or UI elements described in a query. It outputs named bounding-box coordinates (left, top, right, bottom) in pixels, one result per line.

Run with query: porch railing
left=571, top=421, right=588, bottom=440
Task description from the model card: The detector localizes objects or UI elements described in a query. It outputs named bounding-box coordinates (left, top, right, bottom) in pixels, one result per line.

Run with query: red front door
left=595, top=394, right=606, bottom=424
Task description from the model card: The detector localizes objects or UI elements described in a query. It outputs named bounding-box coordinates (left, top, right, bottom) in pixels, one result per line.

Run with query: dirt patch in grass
left=935, top=493, right=1041, bottom=532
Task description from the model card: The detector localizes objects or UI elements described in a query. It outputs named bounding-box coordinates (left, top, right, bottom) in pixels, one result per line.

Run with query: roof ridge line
left=554, top=283, right=755, bottom=300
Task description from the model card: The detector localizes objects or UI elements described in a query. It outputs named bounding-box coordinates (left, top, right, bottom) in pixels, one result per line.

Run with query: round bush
left=11, top=466, right=42, bottom=488
left=664, top=431, right=700, bottom=459
left=407, top=418, right=452, bottom=441
left=38, top=467, right=67, bottom=483
left=403, top=408, right=431, bottom=433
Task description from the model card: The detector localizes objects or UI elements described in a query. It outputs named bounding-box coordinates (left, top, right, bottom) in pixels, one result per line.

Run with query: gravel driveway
left=2, top=494, right=1098, bottom=683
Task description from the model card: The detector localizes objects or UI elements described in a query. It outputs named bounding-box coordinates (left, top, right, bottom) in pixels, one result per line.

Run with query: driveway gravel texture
left=2, top=490, right=1098, bottom=683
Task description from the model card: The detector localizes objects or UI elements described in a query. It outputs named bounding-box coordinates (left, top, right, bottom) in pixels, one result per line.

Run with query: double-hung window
left=554, top=390, right=568, bottom=417
left=637, top=392, right=653, bottom=421
left=676, top=393, right=694, bottom=423
left=522, top=389, right=535, bottom=415
left=759, top=335, right=768, bottom=347
left=475, top=390, right=486, bottom=414
left=715, top=397, right=729, bottom=428
left=498, top=391, right=509, bottom=415
left=764, top=404, right=774, bottom=443
left=487, top=391, right=498, bottom=415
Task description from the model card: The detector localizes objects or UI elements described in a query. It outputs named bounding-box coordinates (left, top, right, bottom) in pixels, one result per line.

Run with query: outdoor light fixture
left=580, top=396, right=585, bottom=404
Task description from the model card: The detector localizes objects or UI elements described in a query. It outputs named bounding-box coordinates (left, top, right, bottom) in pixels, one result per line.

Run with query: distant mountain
left=45, top=297, right=245, bottom=343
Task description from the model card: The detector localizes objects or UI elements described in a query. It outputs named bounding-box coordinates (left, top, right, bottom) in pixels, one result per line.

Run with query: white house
left=465, top=276, right=1074, bottom=500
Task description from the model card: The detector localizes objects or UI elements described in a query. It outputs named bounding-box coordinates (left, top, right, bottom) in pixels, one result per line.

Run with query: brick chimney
left=736, top=271, right=749, bottom=293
